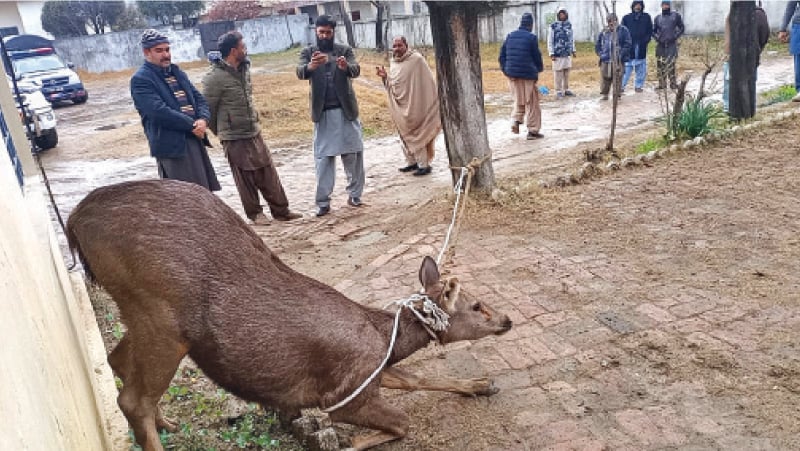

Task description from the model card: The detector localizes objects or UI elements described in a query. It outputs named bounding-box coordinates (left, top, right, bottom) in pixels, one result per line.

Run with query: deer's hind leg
left=328, top=394, right=409, bottom=451
left=116, top=327, right=188, bottom=451
left=381, top=366, right=499, bottom=396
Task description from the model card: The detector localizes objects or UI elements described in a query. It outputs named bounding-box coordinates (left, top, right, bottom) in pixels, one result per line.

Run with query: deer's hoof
left=467, top=378, right=500, bottom=397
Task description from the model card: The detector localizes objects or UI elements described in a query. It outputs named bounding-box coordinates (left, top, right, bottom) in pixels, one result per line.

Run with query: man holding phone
left=296, top=15, right=364, bottom=217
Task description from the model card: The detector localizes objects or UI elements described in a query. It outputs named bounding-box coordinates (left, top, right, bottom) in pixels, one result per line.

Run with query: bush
left=675, top=97, right=725, bottom=139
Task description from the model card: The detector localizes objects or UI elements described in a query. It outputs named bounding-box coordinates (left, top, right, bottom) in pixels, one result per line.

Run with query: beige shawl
left=386, top=50, right=441, bottom=155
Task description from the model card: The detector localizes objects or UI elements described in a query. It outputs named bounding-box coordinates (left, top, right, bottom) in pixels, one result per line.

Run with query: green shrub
left=676, top=97, right=726, bottom=139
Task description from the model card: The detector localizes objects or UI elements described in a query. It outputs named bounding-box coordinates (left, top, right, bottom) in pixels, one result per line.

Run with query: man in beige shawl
left=377, top=36, right=441, bottom=176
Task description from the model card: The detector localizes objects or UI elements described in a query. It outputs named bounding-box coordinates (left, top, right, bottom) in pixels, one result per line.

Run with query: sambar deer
left=67, top=180, right=512, bottom=450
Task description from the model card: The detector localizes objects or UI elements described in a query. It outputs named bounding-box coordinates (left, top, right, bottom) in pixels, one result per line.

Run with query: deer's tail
left=65, top=216, right=96, bottom=285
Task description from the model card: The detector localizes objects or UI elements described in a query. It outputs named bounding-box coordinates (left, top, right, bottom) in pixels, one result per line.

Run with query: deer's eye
left=472, top=303, right=481, bottom=311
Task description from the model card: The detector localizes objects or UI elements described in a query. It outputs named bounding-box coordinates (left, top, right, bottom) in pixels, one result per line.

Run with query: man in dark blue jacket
left=499, top=13, right=545, bottom=140
left=131, top=29, right=220, bottom=191
left=596, top=14, right=632, bottom=100
left=621, top=1, right=653, bottom=93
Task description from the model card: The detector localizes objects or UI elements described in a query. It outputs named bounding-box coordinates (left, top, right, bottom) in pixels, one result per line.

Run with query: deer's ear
left=418, top=256, right=440, bottom=290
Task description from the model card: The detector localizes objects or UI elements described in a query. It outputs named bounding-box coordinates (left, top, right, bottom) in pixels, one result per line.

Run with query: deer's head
left=418, top=256, right=512, bottom=344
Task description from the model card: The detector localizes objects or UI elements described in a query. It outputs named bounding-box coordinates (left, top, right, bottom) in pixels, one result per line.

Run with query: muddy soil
left=46, top=54, right=800, bottom=450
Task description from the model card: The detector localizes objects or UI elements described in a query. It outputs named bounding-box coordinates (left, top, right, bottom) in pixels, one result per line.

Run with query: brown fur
left=67, top=179, right=512, bottom=450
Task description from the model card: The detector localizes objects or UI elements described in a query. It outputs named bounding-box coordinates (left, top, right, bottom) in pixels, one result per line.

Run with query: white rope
left=324, top=161, right=475, bottom=414
left=436, top=167, right=469, bottom=266
left=322, top=294, right=450, bottom=414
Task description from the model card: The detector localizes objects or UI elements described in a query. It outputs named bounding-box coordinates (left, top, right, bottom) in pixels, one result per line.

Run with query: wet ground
left=42, top=55, right=800, bottom=450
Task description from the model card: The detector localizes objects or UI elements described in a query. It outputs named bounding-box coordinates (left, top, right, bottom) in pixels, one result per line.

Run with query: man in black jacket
left=653, top=0, right=684, bottom=90
left=296, top=15, right=364, bottom=217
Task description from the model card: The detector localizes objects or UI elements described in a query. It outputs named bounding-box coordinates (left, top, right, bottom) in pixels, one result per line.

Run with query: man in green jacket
left=203, top=31, right=301, bottom=225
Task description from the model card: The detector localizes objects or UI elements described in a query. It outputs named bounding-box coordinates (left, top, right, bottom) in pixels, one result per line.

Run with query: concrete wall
left=54, top=14, right=310, bottom=73
left=0, top=2, right=24, bottom=35
left=50, top=1, right=791, bottom=72
left=341, top=0, right=790, bottom=48
left=0, top=81, right=127, bottom=450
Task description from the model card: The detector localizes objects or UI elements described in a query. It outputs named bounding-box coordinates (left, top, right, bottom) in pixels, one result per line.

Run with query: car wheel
left=35, top=129, right=58, bottom=150
left=73, top=94, right=88, bottom=105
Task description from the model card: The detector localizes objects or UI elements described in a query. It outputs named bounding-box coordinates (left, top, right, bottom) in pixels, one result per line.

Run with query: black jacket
left=296, top=43, right=360, bottom=123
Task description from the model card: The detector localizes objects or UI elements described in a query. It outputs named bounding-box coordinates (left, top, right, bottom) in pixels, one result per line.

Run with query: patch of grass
left=635, top=136, right=668, bottom=154
left=219, top=409, right=280, bottom=449
left=761, top=84, right=796, bottom=105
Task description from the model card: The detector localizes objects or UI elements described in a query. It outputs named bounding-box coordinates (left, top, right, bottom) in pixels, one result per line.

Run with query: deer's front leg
left=381, top=366, right=499, bottom=396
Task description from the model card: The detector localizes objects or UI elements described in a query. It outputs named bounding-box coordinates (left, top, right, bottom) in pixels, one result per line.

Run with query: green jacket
left=202, top=60, right=260, bottom=140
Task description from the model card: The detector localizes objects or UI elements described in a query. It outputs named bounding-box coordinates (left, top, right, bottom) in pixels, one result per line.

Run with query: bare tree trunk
left=426, top=1, right=495, bottom=190
left=606, top=1, right=619, bottom=153
left=339, top=1, right=357, bottom=48
left=371, top=1, right=385, bottom=51
left=729, top=1, right=757, bottom=120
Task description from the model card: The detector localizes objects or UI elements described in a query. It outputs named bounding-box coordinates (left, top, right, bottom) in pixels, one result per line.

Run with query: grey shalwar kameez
left=297, top=39, right=365, bottom=210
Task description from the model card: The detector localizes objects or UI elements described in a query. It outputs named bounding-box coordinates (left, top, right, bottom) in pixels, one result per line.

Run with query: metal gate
left=198, top=21, right=235, bottom=55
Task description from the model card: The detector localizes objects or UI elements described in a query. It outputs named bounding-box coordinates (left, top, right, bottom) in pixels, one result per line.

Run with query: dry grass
left=76, top=38, right=725, bottom=149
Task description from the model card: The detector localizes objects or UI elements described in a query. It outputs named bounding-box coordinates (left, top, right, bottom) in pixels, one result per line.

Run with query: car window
left=13, top=55, right=65, bottom=74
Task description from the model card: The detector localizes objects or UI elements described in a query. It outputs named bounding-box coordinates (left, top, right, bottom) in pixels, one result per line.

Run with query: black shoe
left=413, top=166, right=432, bottom=176
left=526, top=132, right=544, bottom=140
left=316, top=206, right=330, bottom=217
left=274, top=211, right=302, bottom=221
left=347, top=197, right=363, bottom=207
left=398, top=163, right=418, bottom=173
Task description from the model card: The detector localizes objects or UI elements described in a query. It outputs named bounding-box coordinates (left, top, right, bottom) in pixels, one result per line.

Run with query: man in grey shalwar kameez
left=297, top=15, right=365, bottom=217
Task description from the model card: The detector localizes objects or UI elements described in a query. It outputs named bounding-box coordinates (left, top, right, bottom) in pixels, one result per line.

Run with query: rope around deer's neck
left=322, top=294, right=449, bottom=413
left=322, top=155, right=489, bottom=414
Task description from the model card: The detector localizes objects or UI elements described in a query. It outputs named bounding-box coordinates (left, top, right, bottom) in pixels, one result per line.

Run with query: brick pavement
left=42, top=58, right=800, bottom=450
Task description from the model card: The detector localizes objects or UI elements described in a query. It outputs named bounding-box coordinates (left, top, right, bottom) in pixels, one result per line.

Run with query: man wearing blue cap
left=499, top=12, right=544, bottom=140
left=131, top=29, right=220, bottom=191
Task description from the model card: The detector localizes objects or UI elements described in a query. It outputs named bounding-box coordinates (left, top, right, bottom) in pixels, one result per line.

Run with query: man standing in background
left=653, top=0, right=684, bottom=90
left=779, top=0, right=800, bottom=101
left=499, top=12, right=544, bottom=140
left=376, top=36, right=441, bottom=177
left=621, top=1, right=653, bottom=93
left=547, top=6, right=576, bottom=98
